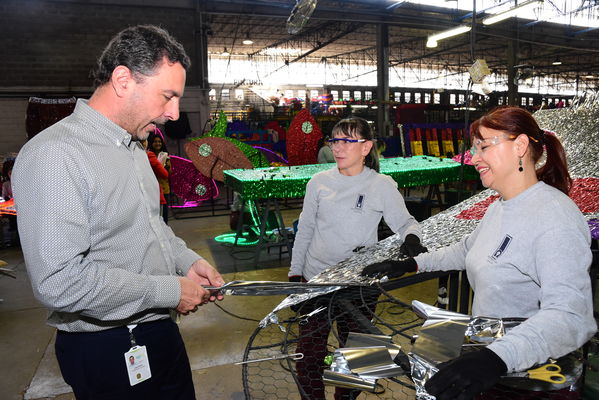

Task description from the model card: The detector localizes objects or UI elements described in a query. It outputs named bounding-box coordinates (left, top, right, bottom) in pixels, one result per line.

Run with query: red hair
left=470, top=106, right=572, bottom=195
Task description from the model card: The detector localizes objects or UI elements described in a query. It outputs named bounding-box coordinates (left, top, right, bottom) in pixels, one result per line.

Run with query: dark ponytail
left=331, top=117, right=380, bottom=172
left=536, top=131, right=572, bottom=195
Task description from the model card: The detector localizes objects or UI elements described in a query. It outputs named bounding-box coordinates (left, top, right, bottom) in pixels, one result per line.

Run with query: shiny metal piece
left=322, top=370, right=377, bottom=392
left=324, top=333, right=405, bottom=391
left=298, top=306, right=326, bottom=324
left=411, top=319, right=469, bottom=364
left=205, top=280, right=355, bottom=296
left=235, top=352, right=303, bottom=365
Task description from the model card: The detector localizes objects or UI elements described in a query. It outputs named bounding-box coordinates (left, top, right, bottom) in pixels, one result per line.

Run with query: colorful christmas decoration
left=285, top=109, right=322, bottom=166
left=169, top=156, right=218, bottom=203
left=185, top=137, right=254, bottom=182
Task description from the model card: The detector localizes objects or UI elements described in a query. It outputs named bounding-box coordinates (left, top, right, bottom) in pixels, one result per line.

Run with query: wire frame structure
left=241, top=282, right=428, bottom=400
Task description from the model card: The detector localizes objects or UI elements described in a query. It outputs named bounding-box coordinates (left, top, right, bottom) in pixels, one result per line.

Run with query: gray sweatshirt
left=416, top=181, right=596, bottom=372
left=290, top=166, right=421, bottom=280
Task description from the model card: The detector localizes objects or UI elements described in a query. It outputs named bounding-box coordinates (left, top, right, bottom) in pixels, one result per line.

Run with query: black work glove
left=425, top=348, right=507, bottom=400
left=399, top=234, right=428, bottom=257
left=288, top=275, right=302, bottom=283
left=361, top=258, right=417, bottom=278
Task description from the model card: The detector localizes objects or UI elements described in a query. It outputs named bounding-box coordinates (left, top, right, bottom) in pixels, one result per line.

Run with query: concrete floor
left=2, top=203, right=596, bottom=400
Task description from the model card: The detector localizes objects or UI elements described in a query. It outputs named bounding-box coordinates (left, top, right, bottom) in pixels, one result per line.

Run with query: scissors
left=298, top=306, right=327, bottom=325
left=510, top=363, right=566, bottom=384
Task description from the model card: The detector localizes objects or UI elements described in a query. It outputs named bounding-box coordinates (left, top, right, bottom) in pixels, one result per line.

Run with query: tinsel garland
left=224, top=156, right=477, bottom=200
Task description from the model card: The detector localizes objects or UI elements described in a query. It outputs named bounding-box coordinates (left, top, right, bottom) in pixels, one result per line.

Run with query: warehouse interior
left=1, top=1, right=599, bottom=399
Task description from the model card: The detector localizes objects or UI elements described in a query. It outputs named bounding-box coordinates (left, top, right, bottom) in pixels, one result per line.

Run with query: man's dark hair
left=92, top=25, right=191, bottom=89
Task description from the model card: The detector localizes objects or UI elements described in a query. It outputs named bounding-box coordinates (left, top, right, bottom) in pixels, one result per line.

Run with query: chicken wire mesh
left=241, top=284, right=423, bottom=400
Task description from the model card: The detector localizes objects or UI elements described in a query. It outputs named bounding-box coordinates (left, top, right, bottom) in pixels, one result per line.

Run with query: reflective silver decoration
left=324, top=333, right=404, bottom=392
left=409, top=353, right=438, bottom=400
left=535, top=92, right=599, bottom=180
left=408, top=302, right=582, bottom=397
left=261, top=94, right=599, bottom=327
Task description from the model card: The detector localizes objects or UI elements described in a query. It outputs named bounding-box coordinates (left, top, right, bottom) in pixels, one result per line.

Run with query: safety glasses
left=327, top=138, right=366, bottom=148
left=470, top=134, right=514, bottom=156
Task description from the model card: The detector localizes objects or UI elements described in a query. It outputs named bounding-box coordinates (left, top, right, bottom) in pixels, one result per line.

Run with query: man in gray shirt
left=12, top=25, right=224, bottom=399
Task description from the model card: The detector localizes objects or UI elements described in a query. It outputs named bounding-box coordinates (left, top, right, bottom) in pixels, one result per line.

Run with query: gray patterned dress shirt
left=13, top=99, right=201, bottom=332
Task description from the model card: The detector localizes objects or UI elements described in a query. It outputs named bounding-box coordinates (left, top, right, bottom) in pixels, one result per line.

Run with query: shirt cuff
left=149, top=275, right=181, bottom=309
left=175, top=249, right=203, bottom=276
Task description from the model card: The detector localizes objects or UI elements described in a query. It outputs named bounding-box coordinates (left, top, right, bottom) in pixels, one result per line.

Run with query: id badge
left=124, top=345, right=152, bottom=386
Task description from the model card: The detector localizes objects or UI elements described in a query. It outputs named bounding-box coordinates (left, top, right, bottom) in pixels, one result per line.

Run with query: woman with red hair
left=363, top=106, right=596, bottom=399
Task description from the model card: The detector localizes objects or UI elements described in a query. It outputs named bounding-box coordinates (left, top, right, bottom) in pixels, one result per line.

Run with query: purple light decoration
left=589, top=219, right=599, bottom=240
left=252, top=145, right=288, bottom=165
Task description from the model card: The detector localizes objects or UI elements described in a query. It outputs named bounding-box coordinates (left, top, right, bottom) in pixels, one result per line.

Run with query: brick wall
left=0, top=0, right=198, bottom=87
left=0, top=0, right=209, bottom=154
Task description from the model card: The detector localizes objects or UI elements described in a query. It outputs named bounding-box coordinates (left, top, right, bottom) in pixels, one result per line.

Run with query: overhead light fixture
left=584, top=75, right=595, bottom=79
left=426, top=25, right=471, bottom=48
left=242, top=33, right=253, bottom=45
left=221, top=47, right=230, bottom=56
left=482, top=0, right=543, bottom=26
left=552, top=58, right=562, bottom=65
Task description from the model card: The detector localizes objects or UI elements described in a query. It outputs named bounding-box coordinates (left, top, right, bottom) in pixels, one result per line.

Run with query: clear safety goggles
left=470, top=134, right=514, bottom=156
left=327, top=138, right=366, bottom=148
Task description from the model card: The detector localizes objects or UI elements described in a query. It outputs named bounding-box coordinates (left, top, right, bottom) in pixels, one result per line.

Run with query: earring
left=518, top=158, right=523, bottom=172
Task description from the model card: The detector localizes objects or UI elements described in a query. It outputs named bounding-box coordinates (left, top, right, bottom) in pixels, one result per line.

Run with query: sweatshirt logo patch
left=355, top=194, right=365, bottom=209
left=491, top=235, right=512, bottom=259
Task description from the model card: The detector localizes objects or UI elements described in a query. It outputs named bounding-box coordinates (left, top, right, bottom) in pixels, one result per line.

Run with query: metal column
left=376, top=24, right=390, bottom=137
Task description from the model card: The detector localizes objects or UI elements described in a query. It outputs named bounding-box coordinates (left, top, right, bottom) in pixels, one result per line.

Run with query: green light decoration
left=214, top=232, right=260, bottom=246
left=224, top=156, right=479, bottom=200
left=198, top=143, right=212, bottom=157
left=206, top=110, right=228, bottom=137
left=195, top=184, right=207, bottom=196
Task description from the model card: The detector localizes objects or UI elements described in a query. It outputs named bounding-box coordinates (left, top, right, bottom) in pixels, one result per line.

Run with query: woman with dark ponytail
left=363, top=106, right=595, bottom=400
left=289, top=116, right=424, bottom=400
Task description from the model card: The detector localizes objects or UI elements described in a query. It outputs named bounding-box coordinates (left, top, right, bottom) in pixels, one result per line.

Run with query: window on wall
left=221, top=88, right=229, bottom=98
left=365, top=91, right=372, bottom=100
left=353, top=91, right=362, bottom=100
left=434, top=93, right=441, bottom=104
left=331, top=90, right=339, bottom=100
left=458, top=94, right=465, bottom=104
left=310, top=90, right=319, bottom=99
left=424, top=93, right=431, bottom=103
left=529, top=97, right=534, bottom=105
left=498, top=97, right=504, bottom=105
left=404, top=92, right=411, bottom=103
left=394, top=92, right=401, bottom=102
left=235, top=89, right=244, bottom=100
left=209, top=89, right=216, bottom=101
left=342, top=90, right=350, bottom=100
left=521, top=97, right=527, bottom=106
left=297, top=89, right=306, bottom=100
left=285, top=89, right=294, bottom=99
left=414, top=93, right=421, bottom=103
left=450, top=94, right=456, bottom=104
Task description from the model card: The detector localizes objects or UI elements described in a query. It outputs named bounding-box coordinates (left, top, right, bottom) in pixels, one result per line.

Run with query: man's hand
left=177, top=277, right=210, bottom=315
left=186, top=259, right=225, bottom=302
